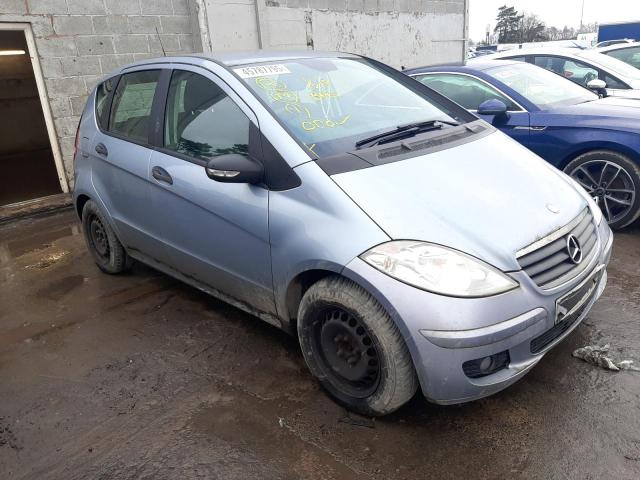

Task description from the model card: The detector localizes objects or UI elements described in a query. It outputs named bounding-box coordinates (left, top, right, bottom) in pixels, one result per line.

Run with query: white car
left=596, top=41, right=640, bottom=71
left=472, top=47, right=640, bottom=99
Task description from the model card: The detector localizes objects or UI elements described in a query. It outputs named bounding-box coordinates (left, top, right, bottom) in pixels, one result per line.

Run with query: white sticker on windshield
left=234, top=64, right=291, bottom=79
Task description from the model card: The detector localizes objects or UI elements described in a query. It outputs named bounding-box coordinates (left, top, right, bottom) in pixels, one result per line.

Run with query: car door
left=413, top=72, right=531, bottom=146
left=147, top=67, right=275, bottom=315
left=90, top=68, right=171, bottom=263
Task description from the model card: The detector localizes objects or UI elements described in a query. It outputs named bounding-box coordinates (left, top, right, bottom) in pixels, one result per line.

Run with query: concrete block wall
left=0, top=0, right=197, bottom=187
left=203, top=0, right=467, bottom=70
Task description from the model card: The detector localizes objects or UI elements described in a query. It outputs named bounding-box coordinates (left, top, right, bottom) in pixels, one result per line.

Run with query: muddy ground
left=1, top=210, right=639, bottom=480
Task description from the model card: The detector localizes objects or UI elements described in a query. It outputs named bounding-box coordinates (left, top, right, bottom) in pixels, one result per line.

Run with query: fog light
left=462, top=351, right=510, bottom=378
left=478, top=356, right=493, bottom=372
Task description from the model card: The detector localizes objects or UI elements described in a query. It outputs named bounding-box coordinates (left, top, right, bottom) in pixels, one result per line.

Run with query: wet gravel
left=0, top=210, right=639, bottom=480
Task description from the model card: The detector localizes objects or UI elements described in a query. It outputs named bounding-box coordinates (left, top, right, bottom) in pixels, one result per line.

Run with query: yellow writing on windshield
left=254, top=75, right=351, bottom=133
left=302, top=114, right=351, bottom=131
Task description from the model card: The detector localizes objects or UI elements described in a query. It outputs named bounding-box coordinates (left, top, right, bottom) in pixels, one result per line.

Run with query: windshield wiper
left=355, top=119, right=460, bottom=149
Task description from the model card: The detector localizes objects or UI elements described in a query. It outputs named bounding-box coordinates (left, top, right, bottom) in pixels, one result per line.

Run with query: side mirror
left=586, top=79, right=607, bottom=97
left=477, top=99, right=508, bottom=116
left=205, top=153, right=264, bottom=184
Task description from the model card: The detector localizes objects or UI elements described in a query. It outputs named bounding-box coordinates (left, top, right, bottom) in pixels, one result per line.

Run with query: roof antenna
left=155, top=26, right=167, bottom=56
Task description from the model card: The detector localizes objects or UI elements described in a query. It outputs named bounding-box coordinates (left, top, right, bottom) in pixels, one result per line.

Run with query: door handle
left=151, top=166, right=173, bottom=185
left=95, top=142, right=108, bottom=156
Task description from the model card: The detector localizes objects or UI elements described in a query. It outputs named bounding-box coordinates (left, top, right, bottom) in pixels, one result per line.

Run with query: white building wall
left=199, top=0, right=467, bottom=69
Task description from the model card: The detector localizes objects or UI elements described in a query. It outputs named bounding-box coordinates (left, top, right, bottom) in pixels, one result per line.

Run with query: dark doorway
left=0, top=30, right=61, bottom=206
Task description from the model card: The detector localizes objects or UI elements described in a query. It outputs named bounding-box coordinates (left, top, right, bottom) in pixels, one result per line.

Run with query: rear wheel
left=564, top=150, right=640, bottom=229
left=297, top=276, right=418, bottom=416
left=81, top=200, right=131, bottom=274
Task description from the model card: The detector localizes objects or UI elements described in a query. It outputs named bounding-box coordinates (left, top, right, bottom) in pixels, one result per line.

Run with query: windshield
left=578, top=49, right=640, bottom=79
left=487, top=63, right=597, bottom=109
left=604, top=45, right=640, bottom=70
left=235, top=57, right=468, bottom=158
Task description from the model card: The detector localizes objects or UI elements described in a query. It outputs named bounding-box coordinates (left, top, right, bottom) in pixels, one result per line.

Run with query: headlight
left=360, top=241, right=518, bottom=297
left=567, top=176, right=603, bottom=225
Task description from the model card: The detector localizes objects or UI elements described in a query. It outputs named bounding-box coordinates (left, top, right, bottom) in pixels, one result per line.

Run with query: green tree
left=494, top=5, right=523, bottom=43
left=520, top=14, right=549, bottom=42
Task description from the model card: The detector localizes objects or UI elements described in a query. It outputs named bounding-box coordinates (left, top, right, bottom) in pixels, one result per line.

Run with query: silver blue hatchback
left=73, top=51, right=612, bottom=416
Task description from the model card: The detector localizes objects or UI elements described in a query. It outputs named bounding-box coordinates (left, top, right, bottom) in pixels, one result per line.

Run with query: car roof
left=479, top=47, right=583, bottom=59
left=596, top=41, right=640, bottom=53
left=404, top=59, right=522, bottom=75
left=118, top=50, right=359, bottom=72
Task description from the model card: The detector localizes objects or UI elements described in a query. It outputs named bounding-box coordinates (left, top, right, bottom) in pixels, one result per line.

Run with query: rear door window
left=109, top=70, right=160, bottom=144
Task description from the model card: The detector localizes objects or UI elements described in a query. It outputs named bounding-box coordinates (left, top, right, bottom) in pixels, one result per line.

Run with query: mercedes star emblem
left=566, top=234, right=583, bottom=265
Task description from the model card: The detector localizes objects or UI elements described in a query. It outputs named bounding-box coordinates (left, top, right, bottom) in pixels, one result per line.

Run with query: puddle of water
left=24, top=250, right=70, bottom=270
left=0, top=212, right=80, bottom=266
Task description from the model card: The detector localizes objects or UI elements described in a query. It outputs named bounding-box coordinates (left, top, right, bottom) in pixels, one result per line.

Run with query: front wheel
left=564, top=150, right=640, bottom=229
left=297, top=276, right=418, bottom=416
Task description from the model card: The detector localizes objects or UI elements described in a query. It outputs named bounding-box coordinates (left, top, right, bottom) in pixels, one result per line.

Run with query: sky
left=469, top=0, right=640, bottom=42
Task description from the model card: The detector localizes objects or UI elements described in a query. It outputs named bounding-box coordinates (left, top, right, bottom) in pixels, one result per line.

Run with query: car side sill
left=126, top=248, right=284, bottom=331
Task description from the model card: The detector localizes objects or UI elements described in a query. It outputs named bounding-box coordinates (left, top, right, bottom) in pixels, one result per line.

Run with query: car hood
left=543, top=96, right=640, bottom=132
left=332, top=131, right=587, bottom=271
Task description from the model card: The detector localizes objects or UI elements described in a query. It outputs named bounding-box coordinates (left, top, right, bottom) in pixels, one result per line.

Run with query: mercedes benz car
left=73, top=51, right=612, bottom=416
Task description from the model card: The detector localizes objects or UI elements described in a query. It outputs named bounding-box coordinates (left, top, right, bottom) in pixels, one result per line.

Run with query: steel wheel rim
left=568, top=160, right=636, bottom=224
left=312, top=307, right=381, bottom=398
left=89, top=215, right=110, bottom=259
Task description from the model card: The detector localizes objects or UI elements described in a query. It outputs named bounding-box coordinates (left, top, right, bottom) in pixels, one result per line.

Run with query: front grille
left=517, top=209, right=597, bottom=289
left=530, top=268, right=602, bottom=354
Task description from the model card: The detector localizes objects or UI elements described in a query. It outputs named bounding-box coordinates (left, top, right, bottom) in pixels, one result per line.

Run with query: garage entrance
left=0, top=27, right=64, bottom=206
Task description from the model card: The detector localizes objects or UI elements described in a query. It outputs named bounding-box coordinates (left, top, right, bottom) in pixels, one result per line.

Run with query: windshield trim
left=230, top=55, right=477, bottom=161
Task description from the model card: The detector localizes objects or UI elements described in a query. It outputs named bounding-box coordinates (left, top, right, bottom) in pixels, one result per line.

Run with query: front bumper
left=343, top=220, right=613, bottom=404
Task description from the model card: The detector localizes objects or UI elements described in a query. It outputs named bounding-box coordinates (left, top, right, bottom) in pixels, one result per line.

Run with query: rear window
left=108, top=70, right=160, bottom=144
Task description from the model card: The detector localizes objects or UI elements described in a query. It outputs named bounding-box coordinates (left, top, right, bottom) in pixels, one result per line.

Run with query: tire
left=81, top=200, right=131, bottom=274
left=297, top=276, right=418, bottom=416
left=564, top=150, right=640, bottom=229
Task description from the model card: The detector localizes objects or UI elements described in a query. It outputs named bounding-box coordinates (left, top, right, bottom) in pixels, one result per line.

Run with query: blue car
left=405, top=60, right=640, bottom=229
left=74, top=52, right=611, bottom=415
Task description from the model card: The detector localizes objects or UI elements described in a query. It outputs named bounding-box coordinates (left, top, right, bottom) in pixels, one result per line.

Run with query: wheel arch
left=75, top=194, right=91, bottom=220
left=282, top=268, right=341, bottom=335
left=558, top=142, right=640, bottom=171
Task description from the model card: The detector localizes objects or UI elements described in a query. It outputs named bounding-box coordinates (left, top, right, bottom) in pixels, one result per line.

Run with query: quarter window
left=603, top=73, right=628, bottom=89
left=95, top=77, right=115, bottom=130
left=164, top=70, right=250, bottom=161
left=415, top=73, right=520, bottom=111
left=109, top=70, right=160, bottom=143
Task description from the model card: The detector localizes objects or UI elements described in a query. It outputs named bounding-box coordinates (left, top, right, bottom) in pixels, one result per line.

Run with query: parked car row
left=74, top=50, right=615, bottom=416
left=476, top=47, right=640, bottom=98
left=406, top=60, right=640, bottom=229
